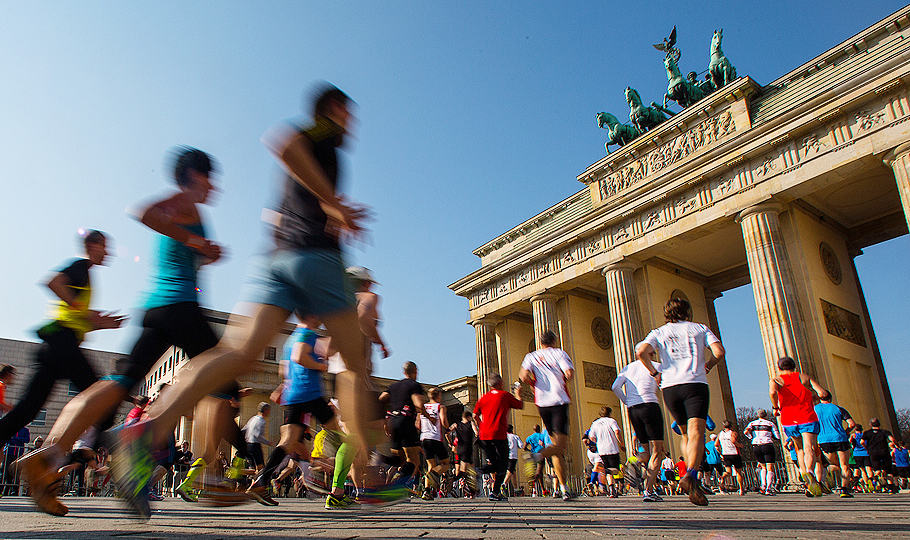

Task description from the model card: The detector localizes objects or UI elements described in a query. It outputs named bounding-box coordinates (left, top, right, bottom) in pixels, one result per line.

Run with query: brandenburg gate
left=450, top=8, right=908, bottom=475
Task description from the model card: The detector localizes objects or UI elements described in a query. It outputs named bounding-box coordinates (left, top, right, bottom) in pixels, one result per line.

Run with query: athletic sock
left=759, top=469, right=766, bottom=490
left=255, top=447, right=286, bottom=488
left=181, top=458, right=207, bottom=487
left=766, top=470, right=774, bottom=491
left=332, top=438, right=354, bottom=491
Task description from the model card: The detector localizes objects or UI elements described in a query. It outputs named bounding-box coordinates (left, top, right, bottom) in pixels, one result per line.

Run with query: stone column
left=472, top=317, right=500, bottom=394
left=602, top=262, right=644, bottom=450
left=736, top=203, right=814, bottom=379
left=883, top=142, right=910, bottom=230
left=530, top=293, right=559, bottom=348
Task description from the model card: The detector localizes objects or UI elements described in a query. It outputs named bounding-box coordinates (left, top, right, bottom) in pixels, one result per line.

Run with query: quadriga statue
left=596, top=112, right=640, bottom=153
left=625, top=87, right=675, bottom=134
left=708, top=29, right=737, bottom=89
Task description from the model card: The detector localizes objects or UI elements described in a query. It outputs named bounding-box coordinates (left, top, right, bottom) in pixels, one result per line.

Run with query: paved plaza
left=1, top=493, right=908, bottom=540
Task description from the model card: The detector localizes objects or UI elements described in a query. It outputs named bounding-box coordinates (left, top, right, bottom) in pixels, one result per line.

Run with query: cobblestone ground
left=0, top=492, right=908, bottom=540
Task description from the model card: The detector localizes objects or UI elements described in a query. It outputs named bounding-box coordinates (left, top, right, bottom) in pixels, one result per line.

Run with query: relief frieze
left=596, top=110, right=736, bottom=201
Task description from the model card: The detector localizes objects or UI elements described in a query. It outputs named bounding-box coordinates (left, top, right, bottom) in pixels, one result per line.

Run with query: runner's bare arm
left=705, top=342, right=725, bottom=372
left=636, top=342, right=660, bottom=377
left=518, top=367, right=535, bottom=385
left=135, top=192, right=223, bottom=261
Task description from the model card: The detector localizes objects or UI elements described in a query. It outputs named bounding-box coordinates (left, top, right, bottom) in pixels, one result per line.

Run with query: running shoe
left=105, top=420, right=155, bottom=521
left=840, top=490, right=855, bottom=498
left=246, top=485, right=279, bottom=506
left=148, top=492, right=165, bottom=502
left=805, top=474, right=823, bottom=497
left=562, top=489, right=578, bottom=501
left=325, top=493, right=359, bottom=509
left=521, top=452, right=541, bottom=483
left=175, top=480, right=198, bottom=503
left=819, top=481, right=833, bottom=494
left=199, top=483, right=251, bottom=507
left=358, top=481, right=409, bottom=507
left=679, top=474, right=708, bottom=506
left=13, top=448, right=68, bottom=517
left=642, top=491, right=662, bottom=502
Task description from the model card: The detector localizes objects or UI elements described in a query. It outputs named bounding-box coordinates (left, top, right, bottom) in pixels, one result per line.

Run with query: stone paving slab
left=0, top=493, right=908, bottom=540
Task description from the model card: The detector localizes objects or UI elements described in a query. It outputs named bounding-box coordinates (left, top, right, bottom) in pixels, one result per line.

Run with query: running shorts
left=819, top=441, right=851, bottom=454
left=422, top=439, right=448, bottom=461
left=247, top=442, right=265, bottom=468
left=783, top=421, right=820, bottom=439
left=104, top=302, right=218, bottom=391
left=508, top=458, right=518, bottom=473
left=387, top=415, right=420, bottom=449
left=752, top=443, right=776, bottom=464
left=284, top=398, right=335, bottom=426
left=628, top=402, right=664, bottom=444
left=661, top=383, right=710, bottom=424
left=600, top=453, right=621, bottom=471
left=869, top=454, right=892, bottom=472
left=242, top=248, right=354, bottom=317
left=457, top=448, right=474, bottom=465
left=854, top=455, right=872, bottom=468
left=537, top=403, right=570, bottom=436
left=896, top=466, right=910, bottom=479
left=723, top=454, right=743, bottom=469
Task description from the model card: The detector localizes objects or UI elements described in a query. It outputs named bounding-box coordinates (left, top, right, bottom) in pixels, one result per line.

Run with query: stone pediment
left=579, top=77, right=761, bottom=209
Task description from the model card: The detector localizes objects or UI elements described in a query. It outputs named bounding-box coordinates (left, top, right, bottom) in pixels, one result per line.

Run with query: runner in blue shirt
left=814, top=392, right=856, bottom=497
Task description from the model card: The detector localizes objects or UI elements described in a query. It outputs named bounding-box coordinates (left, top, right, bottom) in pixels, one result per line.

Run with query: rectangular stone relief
left=820, top=299, right=867, bottom=347
left=583, top=361, right=617, bottom=391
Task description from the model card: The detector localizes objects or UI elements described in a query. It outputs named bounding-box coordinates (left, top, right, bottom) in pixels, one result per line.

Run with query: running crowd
left=0, top=84, right=906, bottom=522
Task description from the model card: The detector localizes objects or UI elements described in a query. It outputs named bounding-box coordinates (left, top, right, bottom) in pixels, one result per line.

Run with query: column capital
left=529, top=292, right=559, bottom=304
left=602, top=259, right=639, bottom=275
left=470, top=315, right=501, bottom=327
left=735, top=202, right=783, bottom=224
left=882, top=141, right=910, bottom=166
left=704, top=289, right=724, bottom=302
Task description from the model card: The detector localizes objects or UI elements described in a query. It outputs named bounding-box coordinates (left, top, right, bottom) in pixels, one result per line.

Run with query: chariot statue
left=708, top=29, right=737, bottom=89
left=596, top=112, right=640, bottom=153
left=625, top=87, right=674, bottom=133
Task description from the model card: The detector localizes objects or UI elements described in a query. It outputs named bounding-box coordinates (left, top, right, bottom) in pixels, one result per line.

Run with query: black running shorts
left=723, top=454, right=743, bottom=469
left=284, top=398, right=335, bottom=426
left=457, top=447, right=474, bottom=465
left=600, top=453, right=621, bottom=472
left=507, top=458, right=518, bottom=473
left=869, top=454, right=892, bottom=472
left=422, top=439, right=448, bottom=461
left=819, top=441, right=851, bottom=454
left=752, top=443, right=776, bottom=464
left=537, top=403, right=570, bottom=436
left=628, top=402, right=664, bottom=444
left=661, top=383, right=710, bottom=425
left=388, top=415, right=420, bottom=449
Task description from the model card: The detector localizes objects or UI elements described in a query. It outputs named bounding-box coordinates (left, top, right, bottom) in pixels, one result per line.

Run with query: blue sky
left=0, top=2, right=907, bottom=411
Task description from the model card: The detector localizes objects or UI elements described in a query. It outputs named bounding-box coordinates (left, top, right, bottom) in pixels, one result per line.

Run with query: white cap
left=709, top=433, right=717, bottom=440
left=346, top=266, right=379, bottom=284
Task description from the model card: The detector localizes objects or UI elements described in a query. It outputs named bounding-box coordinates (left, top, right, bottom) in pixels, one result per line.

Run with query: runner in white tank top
left=419, top=388, right=449, bottom=499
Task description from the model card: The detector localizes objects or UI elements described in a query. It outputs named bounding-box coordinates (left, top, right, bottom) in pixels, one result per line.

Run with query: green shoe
left=325, top=493, right=357, bottom=509
left=176, top=480, right=198, bottom=502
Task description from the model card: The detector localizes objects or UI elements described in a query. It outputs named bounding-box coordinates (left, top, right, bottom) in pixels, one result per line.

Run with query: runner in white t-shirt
left=518, top=330, right=576, bottom=500
left=504, top=425, right=523, bottom=494
left=612, top=353, right=665, bottom=502
left=587, top=406, right=625, bottom=497
left=636, top=297, right=726, bottom=506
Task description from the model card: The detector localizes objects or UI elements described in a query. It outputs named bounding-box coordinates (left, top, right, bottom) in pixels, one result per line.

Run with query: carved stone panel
left=583, top=361, right=617, bottom=391
left=820, top=299, right=866, bottom=347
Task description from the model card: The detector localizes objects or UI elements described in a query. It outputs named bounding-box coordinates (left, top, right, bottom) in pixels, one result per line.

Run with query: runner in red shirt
left=473, top=373, right=523, bottom=501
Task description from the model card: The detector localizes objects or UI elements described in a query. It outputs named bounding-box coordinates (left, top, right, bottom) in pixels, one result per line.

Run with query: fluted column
left=472, top=317, right=500, bottom=393
left=883, top=142, right=910, bottom=231
left=603, top=262, right=644, bottom=451
left=736, top=203, right=814, bottom=379
left=603, top=263, right=645, bottom=370
left=530, top=293, right=559, bottom=348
